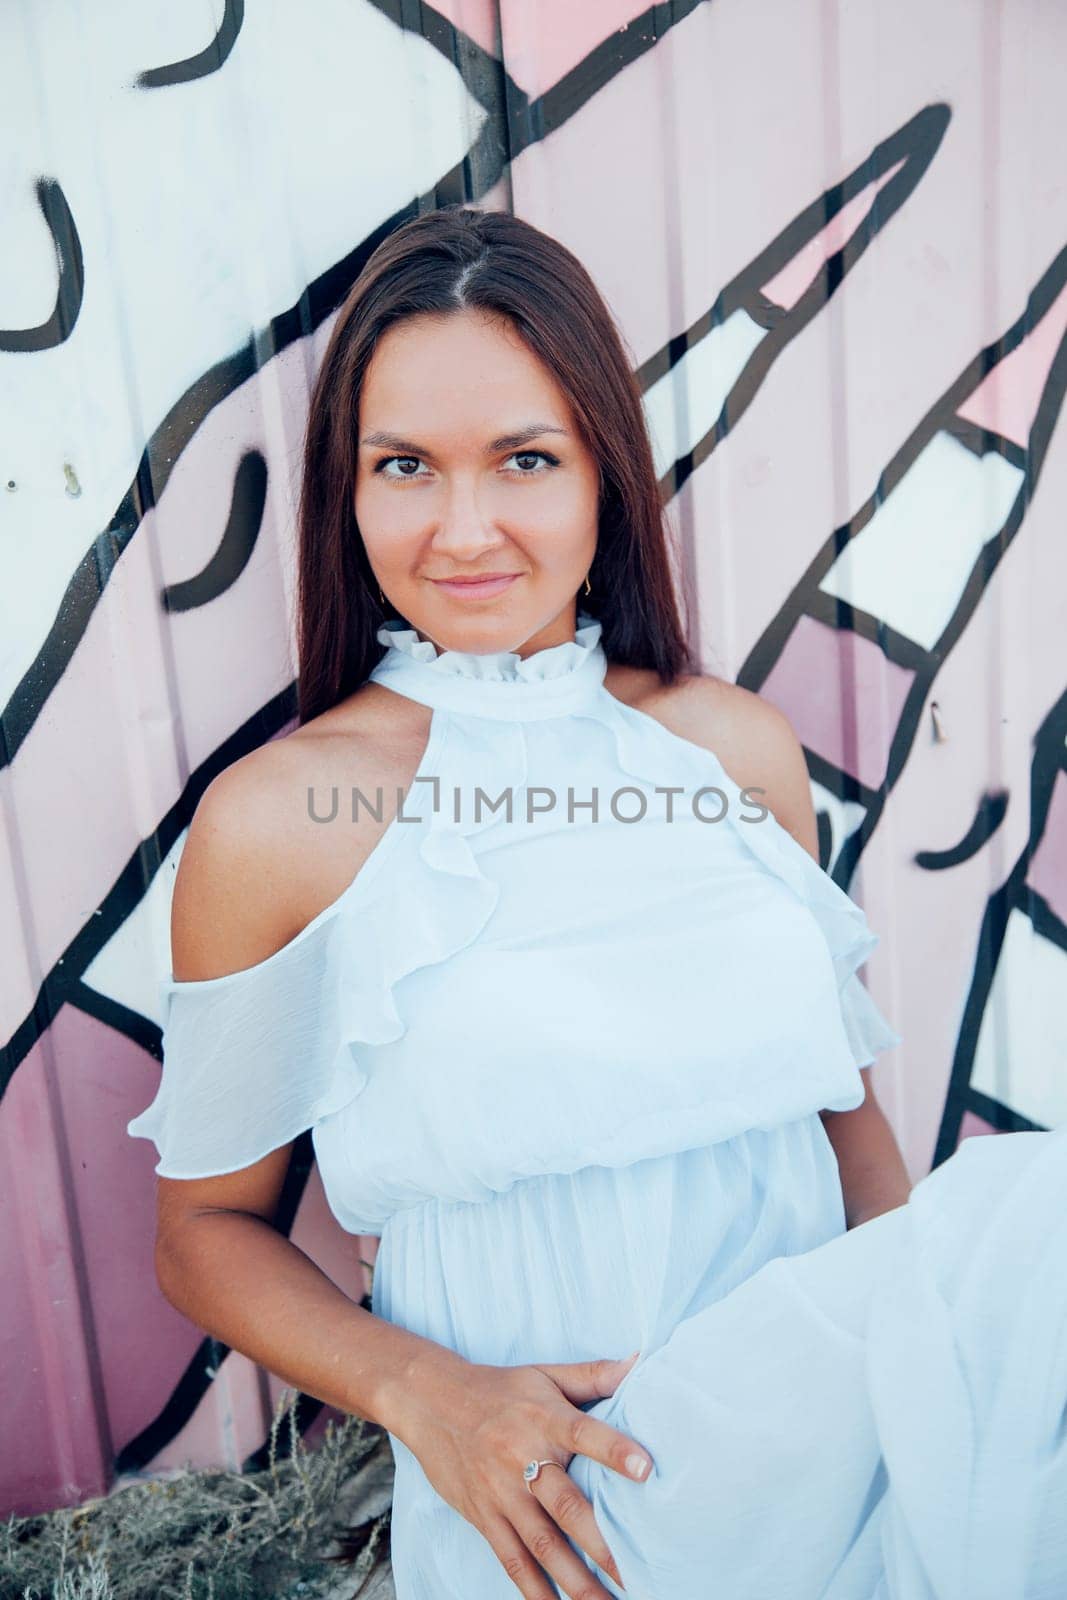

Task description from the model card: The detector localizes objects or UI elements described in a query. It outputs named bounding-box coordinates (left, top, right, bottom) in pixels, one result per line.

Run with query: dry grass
left=0, top=1390, right=394, bottom=1600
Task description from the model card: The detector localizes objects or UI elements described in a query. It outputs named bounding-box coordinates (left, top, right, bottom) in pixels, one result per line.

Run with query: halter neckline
left=367, top=610, right=608, bottom=721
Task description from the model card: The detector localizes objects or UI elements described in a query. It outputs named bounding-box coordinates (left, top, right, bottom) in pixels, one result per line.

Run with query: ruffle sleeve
left=126, top=909, right=369, bottom=1179
left=759, top=825, right=903, bottom=1073
left=837, top=966, right=901, bottom=1070
left=126, top=727, right=501, bottom=1181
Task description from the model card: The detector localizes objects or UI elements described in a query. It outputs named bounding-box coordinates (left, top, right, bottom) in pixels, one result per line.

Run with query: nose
left=429, top=473, right=507, bottom=559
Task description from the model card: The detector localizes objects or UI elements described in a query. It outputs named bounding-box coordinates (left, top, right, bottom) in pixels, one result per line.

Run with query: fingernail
left=625, top=1453, right=650, bottom=1480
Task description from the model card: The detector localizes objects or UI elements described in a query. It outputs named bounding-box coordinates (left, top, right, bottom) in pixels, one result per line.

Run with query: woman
left=128, top=207, right=1067, bottom=1599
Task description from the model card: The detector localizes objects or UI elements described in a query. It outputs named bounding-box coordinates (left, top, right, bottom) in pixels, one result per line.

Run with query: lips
left=430, top=573, right=523, bottom=598
left=431, top=574, right=521, bottom=585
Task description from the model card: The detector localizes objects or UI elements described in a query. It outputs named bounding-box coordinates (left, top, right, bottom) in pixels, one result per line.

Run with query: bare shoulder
left=608, top=667, right=819, bottom=859
left=171, top=683, right=431, bottom=982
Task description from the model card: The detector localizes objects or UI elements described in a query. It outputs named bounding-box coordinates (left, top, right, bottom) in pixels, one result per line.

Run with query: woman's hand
left=389, top=1347, right=652, bottom=1598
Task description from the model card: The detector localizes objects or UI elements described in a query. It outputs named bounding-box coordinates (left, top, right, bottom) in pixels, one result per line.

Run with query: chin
left=413, top=601, right=564, bottom=657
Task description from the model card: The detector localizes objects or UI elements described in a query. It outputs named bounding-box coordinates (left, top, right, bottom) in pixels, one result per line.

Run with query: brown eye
left=505, top=450, right=560, bottom=473
left=377, top=456, right=425, bottom=478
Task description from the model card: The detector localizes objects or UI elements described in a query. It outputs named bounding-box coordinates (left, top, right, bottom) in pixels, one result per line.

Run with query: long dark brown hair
left=296, top=205, right=694, bottom=727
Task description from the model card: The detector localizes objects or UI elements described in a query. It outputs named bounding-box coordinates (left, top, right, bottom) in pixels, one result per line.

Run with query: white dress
left=128, top=613, right=1067, bottom=1599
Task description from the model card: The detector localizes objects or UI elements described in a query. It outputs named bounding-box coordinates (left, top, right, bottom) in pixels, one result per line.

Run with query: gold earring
left=584, top=575, right=591, bottom=596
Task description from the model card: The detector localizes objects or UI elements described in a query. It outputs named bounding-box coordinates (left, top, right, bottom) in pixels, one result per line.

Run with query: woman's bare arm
left=819, top=1077, right=913, bottom=1226
left=155, top=1172, right=464, bottom=1427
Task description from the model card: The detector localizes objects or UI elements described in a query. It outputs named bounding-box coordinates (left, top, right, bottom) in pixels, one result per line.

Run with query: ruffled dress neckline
left=368, top=609, right=608, bottom=721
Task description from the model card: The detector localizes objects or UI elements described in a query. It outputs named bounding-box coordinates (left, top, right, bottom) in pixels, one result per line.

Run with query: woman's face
left=354, top=308, right=601, bottom=658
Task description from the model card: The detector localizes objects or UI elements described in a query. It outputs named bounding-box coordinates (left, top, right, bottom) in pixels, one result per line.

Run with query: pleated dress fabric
left=128, top=613, right=1067, bottom=1599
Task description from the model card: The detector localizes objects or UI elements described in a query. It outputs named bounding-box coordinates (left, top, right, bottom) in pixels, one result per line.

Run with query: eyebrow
left=359, top=423, right=570, bottom=459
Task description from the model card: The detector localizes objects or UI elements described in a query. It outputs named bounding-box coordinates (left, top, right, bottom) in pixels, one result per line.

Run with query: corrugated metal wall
left=2, top=0, right=1065, bottom=1516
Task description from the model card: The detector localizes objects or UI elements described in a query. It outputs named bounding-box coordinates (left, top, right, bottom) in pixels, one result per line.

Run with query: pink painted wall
left=2, top=0, right=1065, bottom=1516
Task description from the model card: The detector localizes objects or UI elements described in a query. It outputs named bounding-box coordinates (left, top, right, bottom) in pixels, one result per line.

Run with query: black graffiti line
left=619, top=101, right=948, bottom=666
left=163, top=450, right=267, bottom=612
left=742, top=449, right=1041, bottom=877
left=766, top=600, right=1005, bottom=892
left=914, top=791, right=1010, bottom=871
left=735, top=246, right=1067, bottom=889
left=962, top=1087, right=1044, bottom=1138
left=742, top=237, right=1067, bottom=702
left=0, top=1, right=707, bottom=771
left=135, top=0, right=245, bottom=89
left=805, top=747, right=880, bottom=816
left=634, top=104, right=951, bottom=508
left=803, top=588, right=931, bottom=678
left=115, top=1334, right=229, bottom=1473
left=0, top=180, right=84, bottom=353
left=931, top=678, right=1067, bottom=1169
left=836, top=338, right=1063, bottom=887
left=649, top=97, right=950, bottom=387
left=373, top=0, right=711, bottom=161
left=931, top=877, right=1017, bottom=1166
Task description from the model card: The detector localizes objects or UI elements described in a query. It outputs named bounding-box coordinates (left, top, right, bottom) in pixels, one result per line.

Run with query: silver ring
left=523, top=1458, right=563, bottom=1492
